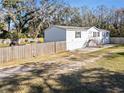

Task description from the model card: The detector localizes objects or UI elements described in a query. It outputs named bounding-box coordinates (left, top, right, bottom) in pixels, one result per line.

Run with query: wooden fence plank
left=0, top=41, right=66, bottom=63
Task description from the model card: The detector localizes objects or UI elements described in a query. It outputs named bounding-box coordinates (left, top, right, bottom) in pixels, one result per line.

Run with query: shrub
left=38, top=38, right=44, bottom=43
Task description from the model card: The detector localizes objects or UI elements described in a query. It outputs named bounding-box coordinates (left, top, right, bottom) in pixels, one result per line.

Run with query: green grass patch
left=82, top=45, right=124, bottom=72
left=0, top=44, right=9, bottom=48
left=96, top=52, right=124, bottom=72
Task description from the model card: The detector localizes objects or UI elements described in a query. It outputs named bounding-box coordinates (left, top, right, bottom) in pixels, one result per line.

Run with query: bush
left=38, top=38, right=44, bottom=43
left=0, top=23, right=5, bottom=30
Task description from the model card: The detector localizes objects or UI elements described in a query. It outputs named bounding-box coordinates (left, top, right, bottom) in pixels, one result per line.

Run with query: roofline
left=91, top=26, right=110, bottom=32
left=45, top=25, right=67, bottom=32
left=45, top=25, right=110, bottom=32
left=45, top=25, right=90, bottom=31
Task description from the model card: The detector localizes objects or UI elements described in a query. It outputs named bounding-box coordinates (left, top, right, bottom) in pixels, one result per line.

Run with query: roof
left=92, top=27, right=110, bottom=32
left=51, top=25, right=90, bottom=31
left=99, top=29, right=110, bottom=32
left=45, top=25, right=110, bottom=32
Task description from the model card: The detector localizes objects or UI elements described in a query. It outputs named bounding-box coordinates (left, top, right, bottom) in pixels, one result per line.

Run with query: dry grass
left=96, top=52, right=124, bottom=72
left=0, top=44, right=9, bottom=48
left=0, top=51, right=70, bottom=69
left=85, top=45, right=124, bottom=70
left=0, top=45, right=124, bottom=93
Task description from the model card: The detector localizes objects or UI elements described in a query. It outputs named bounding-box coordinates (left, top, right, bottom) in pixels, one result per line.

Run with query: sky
left=65, top=0, right=124, bottom=8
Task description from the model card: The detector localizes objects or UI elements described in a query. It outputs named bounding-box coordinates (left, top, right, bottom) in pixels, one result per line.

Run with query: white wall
left=44, top=26, right=110, bottom=51
left=44, top=27, right=66, bottom=42
left=87, top=27, right=110, bottom=44
left=66, top=30, right=88, bottom=50
left=87, top=27, right=102, bottom=44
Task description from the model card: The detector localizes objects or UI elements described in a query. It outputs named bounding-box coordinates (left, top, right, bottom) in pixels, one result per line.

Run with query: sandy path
left=0, top=55, right=102, bottom=80
left=0, top=45, right=114, bottom=80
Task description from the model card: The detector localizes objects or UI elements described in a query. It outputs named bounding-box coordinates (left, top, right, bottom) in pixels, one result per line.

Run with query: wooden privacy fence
left=110, top=37, right=124, bottom=44
left=0, top=41, right=66, bottom=63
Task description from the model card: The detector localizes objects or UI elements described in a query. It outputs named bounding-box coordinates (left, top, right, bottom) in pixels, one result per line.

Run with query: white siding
left=44, top=26, right=110, bottom=51
left=87, top=27, right=110, bottom=44
left=66, top=30, right=88, bottom=50
left=87, top=27, right=102, bottom=44
left=44, top=27, right=66, bottom=42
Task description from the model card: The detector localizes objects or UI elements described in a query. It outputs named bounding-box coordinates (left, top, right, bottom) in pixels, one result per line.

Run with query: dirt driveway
left=1, top=44, right=123, bottom=93
left=0, top=47, right=104, bottom=80
left=0, top=44, right=115, bottom=80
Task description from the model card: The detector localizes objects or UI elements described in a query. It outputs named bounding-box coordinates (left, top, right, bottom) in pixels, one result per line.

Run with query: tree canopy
left=0, top=0, right=124, bottom=39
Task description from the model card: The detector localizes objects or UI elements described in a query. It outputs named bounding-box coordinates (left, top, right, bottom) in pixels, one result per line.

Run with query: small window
left=106, top=32, right=109, bottom=37
left=103, top=33, right=105, bottom=37
left=75, top=31, right=81, bottom=38
left=93, top=32, right=100, bottom=37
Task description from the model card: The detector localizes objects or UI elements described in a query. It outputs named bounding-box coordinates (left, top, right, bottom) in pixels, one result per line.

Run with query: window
left=93, top=32, right=100, bottom=37
left=103, top=32, right=109, bottom=37
left=106, top=32, right=109, bottom=37
left=75, top=31, right=81, bottom=38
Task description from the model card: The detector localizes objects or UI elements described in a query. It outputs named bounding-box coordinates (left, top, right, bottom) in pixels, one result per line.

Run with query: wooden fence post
left=54, top=42, right=56, bottom=53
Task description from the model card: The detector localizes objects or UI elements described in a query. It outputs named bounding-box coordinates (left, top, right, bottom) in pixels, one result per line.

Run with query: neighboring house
left=44, top=25, right=110, bottom=50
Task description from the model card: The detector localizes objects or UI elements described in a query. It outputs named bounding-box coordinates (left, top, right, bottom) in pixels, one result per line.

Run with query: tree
left=69, top=8, right=82, bottom=26
left=2, top=0, right=39, bottom=38
left=1, top=0, right=124, bottom=38
left=2, top=0, right=64, bottom=38
left=0, top=23, right=4, bottom=30
left=27, top=0, right=64, bottom=38
left=4, top=15, right=11, bottom=32
left=81, top=6, right=97, bottom=27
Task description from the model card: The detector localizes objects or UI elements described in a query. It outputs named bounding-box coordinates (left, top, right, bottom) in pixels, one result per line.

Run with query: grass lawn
left=0, top=44, right=9, bottom=48
left=0, top=45, right=124, bottom=93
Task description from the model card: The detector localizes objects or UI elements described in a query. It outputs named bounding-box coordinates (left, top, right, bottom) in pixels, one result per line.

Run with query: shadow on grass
left=117, top=52, right=124, bottom=56
left=0, top=63, right=124, bottom=93
left=103, top=51, right=124, bottom=60
left=58, top=68, right=124, bottom=93
left=29, top=85, right=43, bottom=93
left=112, top=44, right=124, bottom=48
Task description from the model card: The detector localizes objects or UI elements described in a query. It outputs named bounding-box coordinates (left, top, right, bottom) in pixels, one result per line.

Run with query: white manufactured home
left=44, top=25, right=110, bottom=50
